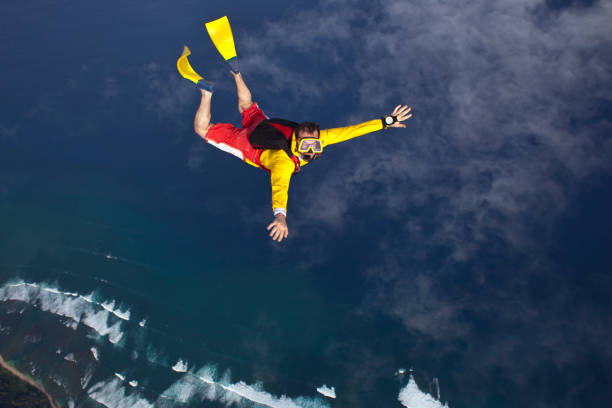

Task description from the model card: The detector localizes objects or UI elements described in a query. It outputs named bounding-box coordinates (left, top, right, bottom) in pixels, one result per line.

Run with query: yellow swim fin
left=177, top=46, right=214, bottom=92
left=205, top=16, right=239, bottom=73
left=177, top=46, right=203, bottom=84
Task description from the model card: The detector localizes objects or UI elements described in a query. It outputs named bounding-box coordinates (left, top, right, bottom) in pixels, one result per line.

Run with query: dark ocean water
left=2, top=1, right=612, bottom=407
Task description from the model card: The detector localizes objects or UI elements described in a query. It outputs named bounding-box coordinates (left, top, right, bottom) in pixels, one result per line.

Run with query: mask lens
left=298, top=138, right=322, bottom=153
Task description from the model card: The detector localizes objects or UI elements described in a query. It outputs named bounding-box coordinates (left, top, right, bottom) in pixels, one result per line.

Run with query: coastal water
left=0, top=174, right=439, bottom=408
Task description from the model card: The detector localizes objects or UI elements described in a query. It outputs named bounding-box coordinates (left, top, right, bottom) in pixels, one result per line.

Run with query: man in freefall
left=178, top=48, right=412, bottom=242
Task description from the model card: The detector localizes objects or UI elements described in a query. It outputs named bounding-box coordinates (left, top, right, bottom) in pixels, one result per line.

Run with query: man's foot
left=197, top=79, right=214, bottom=93
left=227, top=57, right=240, bottom=74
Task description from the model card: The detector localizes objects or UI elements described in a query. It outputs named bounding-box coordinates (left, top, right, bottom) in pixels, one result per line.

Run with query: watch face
left=385, top=116, right=393, bottom=125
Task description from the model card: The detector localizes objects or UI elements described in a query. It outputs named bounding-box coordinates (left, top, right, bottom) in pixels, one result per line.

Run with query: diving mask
left=297, top=137, right=323, bottom=154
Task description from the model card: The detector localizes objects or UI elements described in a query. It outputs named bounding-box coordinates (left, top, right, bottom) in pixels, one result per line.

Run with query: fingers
left=393, top=106, right=413, bottom=124
left=272, top=228, right=285, bottom=242
left=268, top=223, right=288, bottom=242
left=391, top=105, right=412, bottom=120
left=397, top=106, right=411, bottom=116
left=269, top=225, right=278, bottom=238
left=392, top=105, right=410, bottom=115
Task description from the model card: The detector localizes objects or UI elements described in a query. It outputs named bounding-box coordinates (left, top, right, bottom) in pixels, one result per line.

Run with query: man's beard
left=300, top=153, right=320, bottom=162
left=300, top=153, right=313, bottom=162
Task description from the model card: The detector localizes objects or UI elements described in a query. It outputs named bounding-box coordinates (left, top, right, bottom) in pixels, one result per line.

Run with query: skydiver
left=178, top=48, right=412, bottom=243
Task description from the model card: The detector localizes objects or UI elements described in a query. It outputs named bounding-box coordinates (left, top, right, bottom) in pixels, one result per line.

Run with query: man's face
left=297, top=130, right=320, bottom=161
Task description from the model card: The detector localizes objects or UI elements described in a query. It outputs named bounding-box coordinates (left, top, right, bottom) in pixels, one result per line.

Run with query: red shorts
left=204, top=103, right=267, bottom=165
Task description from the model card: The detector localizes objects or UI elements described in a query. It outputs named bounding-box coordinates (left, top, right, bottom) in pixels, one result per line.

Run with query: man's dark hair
left=294, top=122, right=320, bottom=139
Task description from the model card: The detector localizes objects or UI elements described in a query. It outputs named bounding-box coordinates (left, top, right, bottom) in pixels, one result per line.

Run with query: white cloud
left=239, top=0, right=612, bottom=258
left=234, top=5, right=612, bottom=405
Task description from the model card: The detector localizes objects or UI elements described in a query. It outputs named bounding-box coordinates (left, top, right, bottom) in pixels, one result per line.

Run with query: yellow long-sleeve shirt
left=258, top=119, right=384, bottom=215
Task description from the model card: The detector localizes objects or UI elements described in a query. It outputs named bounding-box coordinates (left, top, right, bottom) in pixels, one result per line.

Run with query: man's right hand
left=388, top=105, right=412, bottom=128
left=267, top=214, right=289, bottom=242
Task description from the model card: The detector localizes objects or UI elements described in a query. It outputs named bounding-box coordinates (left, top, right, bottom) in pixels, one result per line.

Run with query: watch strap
left=381, top=115, right=398, bottom=128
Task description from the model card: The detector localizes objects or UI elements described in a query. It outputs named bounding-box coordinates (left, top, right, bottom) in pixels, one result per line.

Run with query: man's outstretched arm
left=263, top=151, right=295, bottom=243
left=321, top=105, right=412, bottom=147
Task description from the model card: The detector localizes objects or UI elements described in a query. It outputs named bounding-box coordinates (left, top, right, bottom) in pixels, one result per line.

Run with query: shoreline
left=0, top=353, right=60, bottom=408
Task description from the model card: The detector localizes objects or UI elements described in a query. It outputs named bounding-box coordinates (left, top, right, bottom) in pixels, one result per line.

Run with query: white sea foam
left=159, top=365, right=329, bottom=408
left=0, top=281, right=127, bottom=344
left=82, top=310, right=123, bottom=343
left=101, top=300, right=131, bottom=321
left=223, top=381, right=307, bottom=408
left=316, top=385, right=336, bottom=399
left=64, top=353, right=77, bottom=363
left=4, top=280, right=334, bottom=408
left=398, top=375, right=449, bottom=408
left=162, top=374, right=200, bottom=403
left=63, top=319, right=79, bottom=330
left=171, top=359, right=188, bottom=373
left=80, top=294, right=94, bottom=303
left=88, top=378, right=153, bottom=408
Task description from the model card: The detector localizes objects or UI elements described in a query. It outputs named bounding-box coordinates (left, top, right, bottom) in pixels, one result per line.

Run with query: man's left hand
left=267, top=214, right=289, bottom=242
left=388, top=105, right=412, bottom=128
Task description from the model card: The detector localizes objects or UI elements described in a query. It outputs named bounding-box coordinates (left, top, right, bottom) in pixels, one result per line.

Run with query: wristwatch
left=382, top=115, right=398, bottom=128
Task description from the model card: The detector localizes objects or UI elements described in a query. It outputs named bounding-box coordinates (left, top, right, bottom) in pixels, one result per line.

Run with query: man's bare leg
left=194, top=89, right=213, bottom=140
left=231, top=71, right=253, bottom=113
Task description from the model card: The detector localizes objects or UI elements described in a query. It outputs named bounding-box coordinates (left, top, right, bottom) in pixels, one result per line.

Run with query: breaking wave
left=90, top=363, right=330, bottom=408
left=0, top=278, right=448, bottom=407
left=89, top=378, right=154, bottom=408
left=171, top=359, right=188, bottom=373
left=0, top=281, right=128, bottom=344
left=0, top=279, right=331, bottom=407
left=398, top=375, right=449, bottom=408
left=316, top=385, right=336, bottom=399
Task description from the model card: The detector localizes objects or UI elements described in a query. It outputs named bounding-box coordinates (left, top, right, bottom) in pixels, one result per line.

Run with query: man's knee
left=195, top=124, right=213, bottom=140
left=238, top=102, right=253, bottom=113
